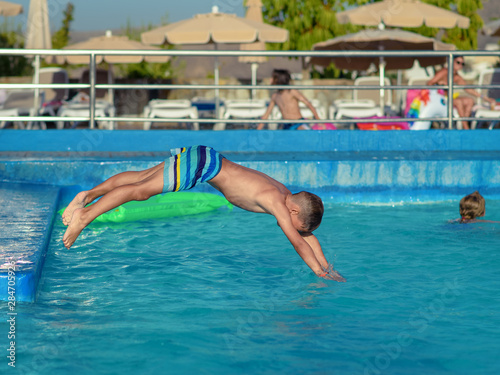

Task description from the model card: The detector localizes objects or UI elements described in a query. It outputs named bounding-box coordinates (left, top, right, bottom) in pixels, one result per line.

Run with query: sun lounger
left=143, top=99, right=199, bottom=130
left=0, top=90, right=45, bottom=129
left=215, top=99, right=267, bottom=130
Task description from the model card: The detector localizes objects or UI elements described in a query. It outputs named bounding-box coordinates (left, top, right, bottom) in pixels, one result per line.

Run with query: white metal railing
left=0, top=48, right=499, bottom=130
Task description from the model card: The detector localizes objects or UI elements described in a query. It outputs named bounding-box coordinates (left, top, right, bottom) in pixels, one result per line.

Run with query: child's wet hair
left=459, top=191, right=485, bottom=220
left=293, top=191, right=324, bottom=232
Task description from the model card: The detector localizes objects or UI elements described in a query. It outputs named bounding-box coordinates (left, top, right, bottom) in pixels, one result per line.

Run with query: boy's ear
left=287, top=195, right=301, bottom=215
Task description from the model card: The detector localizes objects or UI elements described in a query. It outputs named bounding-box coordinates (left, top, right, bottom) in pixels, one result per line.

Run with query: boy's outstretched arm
left=274, top=207, right=344, bottom=282
left=302, top=233, right=346, bottom=282
left=301, top=233, right=328, bottom=269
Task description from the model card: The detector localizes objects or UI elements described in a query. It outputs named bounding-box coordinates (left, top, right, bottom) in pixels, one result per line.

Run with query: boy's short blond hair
left=459, top=191, right=485, bottom=220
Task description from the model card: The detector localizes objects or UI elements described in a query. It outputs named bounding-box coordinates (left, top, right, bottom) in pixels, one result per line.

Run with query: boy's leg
left=63, top=166, right=165, bottom=249
left=62, top=163, right=164, bottom=225
left=86, top=163, right=164, bottom=203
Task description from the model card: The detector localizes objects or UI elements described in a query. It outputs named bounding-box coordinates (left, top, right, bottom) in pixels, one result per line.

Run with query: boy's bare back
left=272, top=89, right=305, bottom=120
left=209, top=158, right=290, bottom=214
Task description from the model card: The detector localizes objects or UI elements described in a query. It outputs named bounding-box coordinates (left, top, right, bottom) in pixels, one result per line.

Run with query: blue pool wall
left=1, top=129, right=500, bottom=201
left=2, top=129, right=500, bottom=154
left=1, top=129, right=500, bottom=302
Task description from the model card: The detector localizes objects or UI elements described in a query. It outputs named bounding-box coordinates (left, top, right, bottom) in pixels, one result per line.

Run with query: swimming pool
left=1, top=199, right=499, bottom=374
left=1, top=130, right=499, bottom=374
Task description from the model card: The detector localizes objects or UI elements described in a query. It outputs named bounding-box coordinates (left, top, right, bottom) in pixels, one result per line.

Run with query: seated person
left=426, top=56, right=496, bottom=130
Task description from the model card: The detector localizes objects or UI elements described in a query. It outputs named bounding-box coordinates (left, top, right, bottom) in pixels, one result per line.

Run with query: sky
left=10, top=0, right=246, bottom=32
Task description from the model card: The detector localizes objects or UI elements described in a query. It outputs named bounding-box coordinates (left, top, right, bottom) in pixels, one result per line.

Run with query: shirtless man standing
left=62, top=145, right=345, bottom=282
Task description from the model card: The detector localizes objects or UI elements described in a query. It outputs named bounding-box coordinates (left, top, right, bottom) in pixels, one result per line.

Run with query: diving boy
left=62, top=145, right=345, bottom=282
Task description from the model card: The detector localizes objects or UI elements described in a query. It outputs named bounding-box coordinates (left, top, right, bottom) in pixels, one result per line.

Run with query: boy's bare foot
left=62, top=191, right=88, bottom=226
left=63, top=208, right=87, bottom=249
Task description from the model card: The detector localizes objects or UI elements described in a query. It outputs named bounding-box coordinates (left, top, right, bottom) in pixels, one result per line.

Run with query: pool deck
left=1, top=129, right=500, bottom=302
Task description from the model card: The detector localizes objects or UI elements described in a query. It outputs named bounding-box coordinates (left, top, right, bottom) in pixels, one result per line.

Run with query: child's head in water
left=459, top=191, right=485, bottom=222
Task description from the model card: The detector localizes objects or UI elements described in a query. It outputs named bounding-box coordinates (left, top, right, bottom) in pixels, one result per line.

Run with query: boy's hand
left=318, top=264, right=346, bottom=282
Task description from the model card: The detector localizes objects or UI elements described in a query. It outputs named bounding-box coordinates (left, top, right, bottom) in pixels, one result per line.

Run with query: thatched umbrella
left=336, top=0, right=470, bottom=29
left=311, top=29, right=456, bottom=111
left=0, top=0, right=22, bottom=16
left=141, top=5, right=288, bottom=116
left=49, top=31, right=169, bottom=104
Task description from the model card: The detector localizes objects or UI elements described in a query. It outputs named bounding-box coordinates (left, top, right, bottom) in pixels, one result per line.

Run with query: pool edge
left=0, top=183, right=60, bottom=303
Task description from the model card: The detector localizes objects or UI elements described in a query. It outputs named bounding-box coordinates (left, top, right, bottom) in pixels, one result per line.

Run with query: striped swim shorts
left=162, top=145, right=225, bottom=193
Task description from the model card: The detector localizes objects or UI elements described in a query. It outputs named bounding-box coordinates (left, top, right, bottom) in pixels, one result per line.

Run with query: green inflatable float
left=59, top=192, right=233, bottom=223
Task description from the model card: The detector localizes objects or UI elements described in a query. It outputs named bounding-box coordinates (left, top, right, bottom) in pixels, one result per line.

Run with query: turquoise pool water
left=1, top=198, right=499, bottom=375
